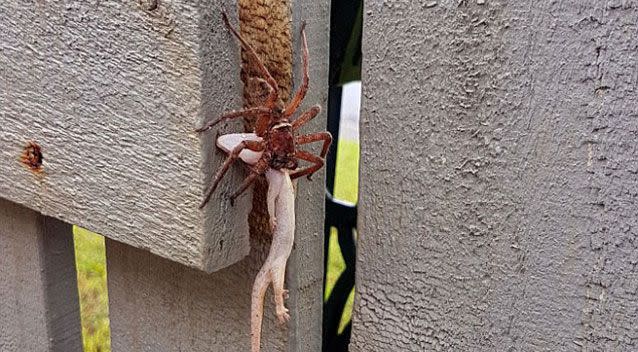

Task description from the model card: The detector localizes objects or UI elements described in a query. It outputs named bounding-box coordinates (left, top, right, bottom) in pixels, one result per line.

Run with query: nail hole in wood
left=21, top=141, right=44, bottom=173
left=140, top=0, right=158, bottom=11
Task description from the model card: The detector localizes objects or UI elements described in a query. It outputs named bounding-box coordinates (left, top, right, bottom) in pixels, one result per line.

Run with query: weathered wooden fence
left=1, top=0, right=327, bottom=351
left=353, top=0, right=638, bottom=351
left=3, top=0, right=638, bottom=351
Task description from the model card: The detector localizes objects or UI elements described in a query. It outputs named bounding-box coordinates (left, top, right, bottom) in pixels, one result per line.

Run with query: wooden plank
left=286, top=2, right=330, bottom=349
left=0, top=198, right=82, bottom=352
left=0, top=0, right=250, bottom=271
left=353, top=1, right=638, bottom=351
left=106, top=239, right=285, bottom=351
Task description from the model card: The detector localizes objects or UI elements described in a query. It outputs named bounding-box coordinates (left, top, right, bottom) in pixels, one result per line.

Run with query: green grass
left=324, top=139, right=359, bottom=333
left=72, top=138, right=360, bottom=348
left=332, top=139, right=360, bottom=204
left=74, top=226, right=111, bottom=352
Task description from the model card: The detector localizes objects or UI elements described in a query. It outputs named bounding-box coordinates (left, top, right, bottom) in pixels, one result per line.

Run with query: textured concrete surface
left=105, top=0, right=328, bottom=351
left=353, top=1, right=638, bottom=351
left=0, top=199, right=82, bottom=352
left=0, top=0, right=251, bottom=271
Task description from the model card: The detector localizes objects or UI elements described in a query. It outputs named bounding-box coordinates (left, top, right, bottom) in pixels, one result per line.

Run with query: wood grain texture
left=0, top=0, right=252, bottom=271
left=107, top=239, right=281, bottom=352
left=0, top=198, right=82, bottom=352
left=286, top=3, right=330, bottom=350
left=354, top=1, right=638, bottom=351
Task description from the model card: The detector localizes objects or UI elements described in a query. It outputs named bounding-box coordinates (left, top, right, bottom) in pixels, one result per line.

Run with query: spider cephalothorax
left=265, top=122, right=296, bottom=170
left=196, top=13, right=332, bottom=208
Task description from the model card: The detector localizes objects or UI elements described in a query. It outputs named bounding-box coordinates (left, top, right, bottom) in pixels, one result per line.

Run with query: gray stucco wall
left=353, top=1, right=637, bottom=351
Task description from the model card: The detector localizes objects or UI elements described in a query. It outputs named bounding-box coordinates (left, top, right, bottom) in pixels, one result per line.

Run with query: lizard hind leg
left=271, top=264, right=290, bottom=324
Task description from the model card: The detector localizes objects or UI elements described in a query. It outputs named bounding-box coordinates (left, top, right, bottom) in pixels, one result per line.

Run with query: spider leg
left=200, top=140, right=265, bottom=209
left=229, top=156, right=271, bottom=206
left=295, top=131, right=332, bottom=158
left=253, top=77, right=278, bottom=108
left=289, top=150, right=324, bottom=181
left=284, top=22, right=309, bottom=117
left=221, top=12, right=279, bottom=108
left=291, top=105, right=321, bottom=131
left=196, top=107, right=271, bottom=132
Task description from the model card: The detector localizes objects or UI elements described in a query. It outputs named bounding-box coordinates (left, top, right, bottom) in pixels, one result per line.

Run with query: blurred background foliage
left=73, top=227, right=111, bottom=352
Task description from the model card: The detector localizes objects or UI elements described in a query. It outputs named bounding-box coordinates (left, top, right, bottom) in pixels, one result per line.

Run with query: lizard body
left=215, top=134, right=296, bottom=352
left=251, top=168, right=295, bottom=352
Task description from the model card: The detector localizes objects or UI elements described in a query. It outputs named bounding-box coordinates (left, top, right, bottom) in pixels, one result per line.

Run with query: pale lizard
left=251, top=167, right=295, bottom=352
left=215, top=133, right=296, bottom=352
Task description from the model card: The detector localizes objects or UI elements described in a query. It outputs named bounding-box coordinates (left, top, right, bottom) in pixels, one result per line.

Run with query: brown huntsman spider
left=196, top=13, right=332, bottom=208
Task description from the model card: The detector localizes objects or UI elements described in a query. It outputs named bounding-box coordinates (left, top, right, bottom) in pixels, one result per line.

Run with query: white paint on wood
left=0, top=0, right=252, bottom=271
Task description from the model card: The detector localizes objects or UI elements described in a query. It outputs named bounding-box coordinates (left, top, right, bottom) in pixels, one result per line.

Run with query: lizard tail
left=251, top=268, right=271, bottom=352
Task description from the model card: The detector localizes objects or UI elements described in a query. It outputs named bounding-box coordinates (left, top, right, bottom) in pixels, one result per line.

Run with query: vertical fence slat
left=0, top=198, right=82, bottom=352
left=106, top=239, right=287, bottom=352
left=353, top=1, right=638, bottom=351
left=286, top=1, right=331, bottom=351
